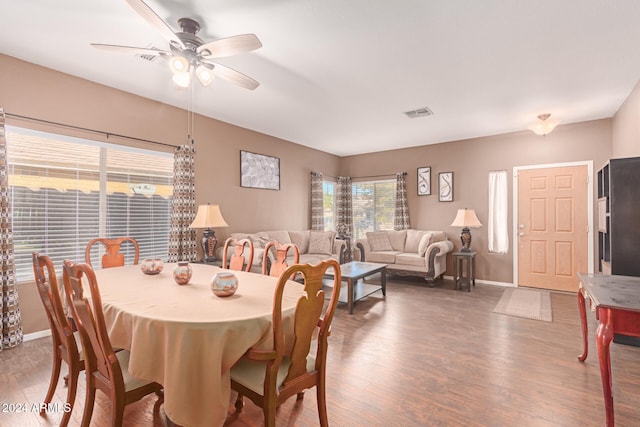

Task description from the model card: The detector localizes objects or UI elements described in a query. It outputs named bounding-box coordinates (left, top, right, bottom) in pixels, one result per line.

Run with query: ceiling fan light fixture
left=196, top=64, right=215, bottom=86
left=528, top=113, right=559, bottom=136
left=169, top=55, right=190, bottom=74
left=172, top=71, right=191, bottom=88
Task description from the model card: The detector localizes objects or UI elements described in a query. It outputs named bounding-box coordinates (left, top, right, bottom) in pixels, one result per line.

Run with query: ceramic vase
left=173, top=262, right=192, bottom=285
left=210, top=272, right=238, bottom=297
left=141, top=258, right=164, bottom=275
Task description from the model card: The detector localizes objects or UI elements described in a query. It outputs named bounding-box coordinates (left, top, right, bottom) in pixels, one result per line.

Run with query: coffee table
left=324, top=261, right=387, bottom=314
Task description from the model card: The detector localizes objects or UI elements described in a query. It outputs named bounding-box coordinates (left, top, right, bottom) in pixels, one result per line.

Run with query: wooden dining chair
left=231, top=259, right=342, bottom=427
left=62, top=260, right=163, bottom=427
left=84, top=237, right=140, bottom=269
left=222, top=238, right=255, bottom=272
left=262, top=241, right=300, bottom=279
left=32, top=253, right=84, bottom=427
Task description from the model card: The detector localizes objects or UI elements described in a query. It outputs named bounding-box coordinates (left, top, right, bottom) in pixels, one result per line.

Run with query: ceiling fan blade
left=125, top=0, right=185, bottom=49
left=206, top=62, right=260, bottom=90
left=91, top=43, right=171, bottom=57
left=197, top=34, right=262, bottom=58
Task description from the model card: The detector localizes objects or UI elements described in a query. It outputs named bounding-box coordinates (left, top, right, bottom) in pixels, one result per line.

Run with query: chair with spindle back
left=231, top=259, right=342, bottom=427
left=32, top=252, right=84, bottom=427
left=84, top=237, right=140, bottom=269
left=222, top=238, right=255, bottom=272
left=262, top=241, right=300, bottom=280
left=62, top=260, right=163, bottom=427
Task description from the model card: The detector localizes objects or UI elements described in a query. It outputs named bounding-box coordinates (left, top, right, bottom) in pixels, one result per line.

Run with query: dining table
left=94, top=262, right=304, bottom=427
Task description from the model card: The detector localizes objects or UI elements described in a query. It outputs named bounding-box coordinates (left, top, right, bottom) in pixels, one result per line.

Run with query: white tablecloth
left=95, top=263, right=302, bottom=427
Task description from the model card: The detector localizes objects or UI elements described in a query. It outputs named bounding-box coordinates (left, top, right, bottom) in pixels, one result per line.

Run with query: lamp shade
left=190, top=204, right=229, bottom=229
left=450, top=208, right=482, bottom=228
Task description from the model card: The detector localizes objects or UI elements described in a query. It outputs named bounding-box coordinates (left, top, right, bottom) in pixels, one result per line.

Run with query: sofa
left=215, top=230, right=347, bottom=272
left=355, top=229, right=454, bottom=284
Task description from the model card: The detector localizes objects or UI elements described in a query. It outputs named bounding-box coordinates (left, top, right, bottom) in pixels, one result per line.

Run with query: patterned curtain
left=0, top=108, right=22, bottom=351
left=310, top=171, right=324, bottom=231
left=167, top=145, right=197, bottom=262
left=394, top=172, right=410, bottom=230
left=336, top=176, right=353, bottom=236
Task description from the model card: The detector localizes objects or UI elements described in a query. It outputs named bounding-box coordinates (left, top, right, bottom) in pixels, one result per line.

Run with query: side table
left=453, top=251, right=476, bottom=292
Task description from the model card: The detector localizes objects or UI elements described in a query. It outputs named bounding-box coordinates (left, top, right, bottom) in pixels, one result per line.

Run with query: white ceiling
left=2, top=0, right=640, bottom=156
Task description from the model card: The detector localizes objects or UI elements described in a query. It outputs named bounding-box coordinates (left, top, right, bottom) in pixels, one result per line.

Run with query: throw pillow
left=248, top=232, right=270, bottom=249
left=405, top=229, right=427, bottom=253
left=386, top=230, right=407, bottom=251
left=366, top=231, right=393, bottom=251
left=418, top=232, right=434, bottom=256
left=267, top=230, right=291, bottom=245
left=308, top=231, right=332, bottom=255
left=288, top=230, right=310, bottom=254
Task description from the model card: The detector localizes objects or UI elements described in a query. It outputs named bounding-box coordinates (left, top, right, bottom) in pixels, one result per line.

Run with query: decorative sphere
left=173, top=262, right=192, bottom=285
left=141, top=258, right=164, bottom=275
left=210, top=272, right=238, bottom=297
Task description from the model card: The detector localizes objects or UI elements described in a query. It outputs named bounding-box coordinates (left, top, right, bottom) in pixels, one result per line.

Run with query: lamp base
left=200, top=229, right=218, bottom=263
left=460, top=227, right=472, bottom=252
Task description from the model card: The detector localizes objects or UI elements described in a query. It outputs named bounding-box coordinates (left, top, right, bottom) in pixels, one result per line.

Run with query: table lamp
left=450, top=208, right=482, bottom=252
left=190, top=203, right=229, bottom=263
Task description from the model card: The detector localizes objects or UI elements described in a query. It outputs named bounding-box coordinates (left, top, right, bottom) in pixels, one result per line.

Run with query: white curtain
left=488, top=170, right=509, bottom=254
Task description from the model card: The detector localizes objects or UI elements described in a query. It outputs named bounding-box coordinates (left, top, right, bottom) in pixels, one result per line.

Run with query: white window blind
left=6, top=126, right=173, bottom=281
left=351, top=180, right=395, bottom=239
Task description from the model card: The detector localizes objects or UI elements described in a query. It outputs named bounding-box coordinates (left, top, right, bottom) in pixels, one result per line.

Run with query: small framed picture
left=417, top=167, right=431, bottom=195
left=438, top=172, right=454, bottom=202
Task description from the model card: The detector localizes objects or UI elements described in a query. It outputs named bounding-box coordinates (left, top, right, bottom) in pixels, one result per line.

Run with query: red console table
left=577, top=272, right=640, bottom=427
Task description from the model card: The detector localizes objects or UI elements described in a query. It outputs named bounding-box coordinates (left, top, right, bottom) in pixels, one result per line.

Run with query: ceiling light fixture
left=169, top=55, right=189, bottom=74
left=195, top=64, right=215, bottom=86
left=528, top=113, right=559, bottom=136
left=172, top=71, right=191, bottom=88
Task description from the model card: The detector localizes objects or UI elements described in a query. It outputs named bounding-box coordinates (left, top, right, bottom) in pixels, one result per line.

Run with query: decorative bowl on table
left=173, top=261, right=192, bottom=285
left=210, top=272, right=238, bottom=297
left=141, top=258, right=164, bottom=275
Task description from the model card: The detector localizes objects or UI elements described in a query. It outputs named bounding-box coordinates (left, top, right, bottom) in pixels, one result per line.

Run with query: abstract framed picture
left=417, top=166, right=431, bottom=195
left=438, top=172, right=454, bottom=202
left=240, top=150, right=280, bottom=190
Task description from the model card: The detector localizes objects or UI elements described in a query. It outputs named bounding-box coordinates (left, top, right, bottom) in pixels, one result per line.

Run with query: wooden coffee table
left=324, top=261, right=387, bottom=314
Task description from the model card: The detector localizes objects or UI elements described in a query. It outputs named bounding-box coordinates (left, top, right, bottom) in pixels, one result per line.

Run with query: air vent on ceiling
left=137, top=45, right=162, bottom=62
left=404, top=107, right=434, bottom=118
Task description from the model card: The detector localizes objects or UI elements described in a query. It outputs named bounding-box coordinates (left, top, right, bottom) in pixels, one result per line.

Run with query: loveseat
left=215, top=230, right=347, bottom=272
left=355, top=229, right=454, bottom=284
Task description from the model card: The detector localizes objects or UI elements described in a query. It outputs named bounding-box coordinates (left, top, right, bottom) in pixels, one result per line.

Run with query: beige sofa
left=215, top=230, right=347, bottom=272
left=355, top=229, right=454, bottom=284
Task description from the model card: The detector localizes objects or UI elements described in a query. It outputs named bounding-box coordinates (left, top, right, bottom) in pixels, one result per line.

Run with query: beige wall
left=0, top=54, right=340, bottom=333
left=612, top=79, right=640, bottom=158
left=0, top=52, right=624, bottom=334
left=341, top=119, right=612, bottom=284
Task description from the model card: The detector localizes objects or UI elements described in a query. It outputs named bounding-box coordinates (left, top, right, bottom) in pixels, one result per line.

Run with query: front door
left=517, top=165, right=588, bottom=292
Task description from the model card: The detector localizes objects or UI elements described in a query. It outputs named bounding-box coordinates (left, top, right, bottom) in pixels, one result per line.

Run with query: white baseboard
left=23, top=329, right=51, bottom=342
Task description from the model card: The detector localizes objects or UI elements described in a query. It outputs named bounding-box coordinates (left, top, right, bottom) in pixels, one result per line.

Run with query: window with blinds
left=351, top=180, right=395, bottom=239
left=322, top=180, right=336, bottom=231
left=6, top=126, right=174, bottom=282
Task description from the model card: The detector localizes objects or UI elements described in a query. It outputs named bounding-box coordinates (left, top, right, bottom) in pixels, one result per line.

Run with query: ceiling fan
left=91, top=0, right=262, bottom=90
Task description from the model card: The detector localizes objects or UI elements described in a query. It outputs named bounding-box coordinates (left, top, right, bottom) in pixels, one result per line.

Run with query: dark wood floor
left=3, top=276, right=640, bottom=427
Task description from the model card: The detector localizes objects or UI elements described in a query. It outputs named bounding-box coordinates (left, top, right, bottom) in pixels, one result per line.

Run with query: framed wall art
left=438, top=172, right=454, bottom=202
left=240, top=150, right=280, bottom=190
left=417, top=166, right=431, bottom=195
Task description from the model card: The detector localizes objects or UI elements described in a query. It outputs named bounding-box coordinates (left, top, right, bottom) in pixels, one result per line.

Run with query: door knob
left=519, top=232, right=524, bottom=237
